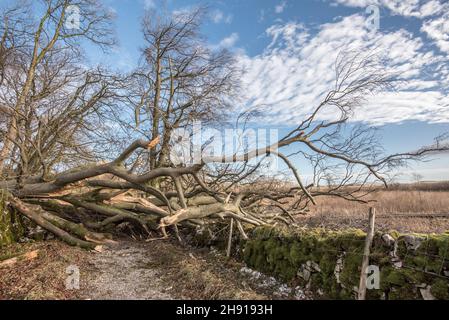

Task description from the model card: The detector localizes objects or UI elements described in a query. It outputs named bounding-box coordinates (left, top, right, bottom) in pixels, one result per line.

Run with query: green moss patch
left=242, top=226, right=449, bottom=300
left=0, top=192, right=24, bottom=247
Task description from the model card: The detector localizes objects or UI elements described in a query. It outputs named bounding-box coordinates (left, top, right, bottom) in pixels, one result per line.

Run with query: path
left=81, top=241, right=173, bottom=300
left=0, top=238, right=305, bottom=299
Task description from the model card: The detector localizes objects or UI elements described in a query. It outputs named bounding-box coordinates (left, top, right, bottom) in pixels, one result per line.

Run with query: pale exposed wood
left=358, top=207, right=376, bottom=300
left=108, top=194, right=169, bottom=217
left=236, top=219, right=249, bottom=240
left=0, top=250, right=39, bottom=268
left=226, top=218, right=234, bottom=258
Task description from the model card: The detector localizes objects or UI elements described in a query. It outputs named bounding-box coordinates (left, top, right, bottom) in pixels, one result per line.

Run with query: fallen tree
left=2, top=130, right=448, bottom=249
left=1, top=2, right=448, bottom=249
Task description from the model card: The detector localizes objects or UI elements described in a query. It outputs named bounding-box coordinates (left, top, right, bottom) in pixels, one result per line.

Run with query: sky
left=91, top=0, right=449, bottom=182
left=4, top=0, right=448, bottom=182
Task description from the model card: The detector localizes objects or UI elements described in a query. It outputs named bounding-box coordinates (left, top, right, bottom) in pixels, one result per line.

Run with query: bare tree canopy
left=0, top=0, right=116, bottom=177
left=1, top=3, right=448, bottom=249
left=122, top=8, right=239, bottom=170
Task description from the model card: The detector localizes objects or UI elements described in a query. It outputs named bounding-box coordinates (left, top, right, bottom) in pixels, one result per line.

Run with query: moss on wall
left=243, top=226, right=449, bottom=300
left=0, top=191, right=24, bottom=247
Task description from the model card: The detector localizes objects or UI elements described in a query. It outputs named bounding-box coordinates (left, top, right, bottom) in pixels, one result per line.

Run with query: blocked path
left=1, top=239, right=307, bottom=300
left=79, top=239, right=306, bottom=300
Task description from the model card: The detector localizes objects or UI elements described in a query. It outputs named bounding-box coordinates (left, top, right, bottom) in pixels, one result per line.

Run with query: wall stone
left=243, top=226, right=449, bottom=300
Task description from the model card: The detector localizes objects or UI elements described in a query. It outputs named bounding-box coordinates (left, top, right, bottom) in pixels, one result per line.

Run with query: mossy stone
left=0, top=192, right=24, bottom=247
left=242, top=226, right=449, bottom=300
left=430, top=279, right=449, bottom=300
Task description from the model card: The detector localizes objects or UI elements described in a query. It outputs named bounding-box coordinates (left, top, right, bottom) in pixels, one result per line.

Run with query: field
left=298, top=186, right=449, bottom=233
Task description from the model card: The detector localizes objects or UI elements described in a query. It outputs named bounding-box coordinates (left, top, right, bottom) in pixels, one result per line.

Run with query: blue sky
left=89, top=0, right=449, bottom=182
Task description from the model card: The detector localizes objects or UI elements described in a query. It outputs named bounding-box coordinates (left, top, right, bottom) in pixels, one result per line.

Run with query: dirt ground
left=0, top=239, right=306, bottom=300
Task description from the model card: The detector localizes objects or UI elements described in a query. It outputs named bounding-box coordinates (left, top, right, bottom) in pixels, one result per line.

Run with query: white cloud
left=211, top=9, right=224, bottom=23
left=210, top=9, right=233, bottom=24
left=144, top=0, right=155, bottom=9
left=275, top=1, right=287, bottom=14
left=333, top=0, right=446, bottom=18
left=333, top=1, right=449, bottom=58
left=419, top=1, right=445, bottom=17
left=220, top=33, right=239, bottom=48
left=336, top=0, right=449, bottom=64
left=238, top=15, right=449, bottom=126
left=172, top=7, right=193, bottom=17
left=212, top=33, right=239, bottom=50
left=421, top=14, right=449, bottom=54
left=354, top=91, right=449, bottom=124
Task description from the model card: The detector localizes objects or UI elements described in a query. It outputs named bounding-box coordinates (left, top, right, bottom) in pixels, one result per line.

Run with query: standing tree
left=125, top=8, right=237, bottom=170
left=0, top=0, right=118, bottom=245
left=0, top=0, right=115, bottom=177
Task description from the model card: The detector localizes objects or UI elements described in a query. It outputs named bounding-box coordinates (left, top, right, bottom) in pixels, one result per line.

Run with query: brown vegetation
left=0, top=241, right=91, bottom=299
left=388, top=181, right=449, bottom=192
left=299, top=188, right=449, bottom=233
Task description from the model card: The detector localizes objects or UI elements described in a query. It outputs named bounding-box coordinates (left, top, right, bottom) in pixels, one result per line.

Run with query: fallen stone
left=402, top=235, right=424, bottom=251
left=334, top=254, right=345, bottom=284
left=302, top=267, right=311, bottom=281
left=382, top=234, right=395, bottom=247
left=419, top=285, right=436, bottom=300
left=392, top=258, right=403, bottom=269
left=306, top=260, right=321, bottom=272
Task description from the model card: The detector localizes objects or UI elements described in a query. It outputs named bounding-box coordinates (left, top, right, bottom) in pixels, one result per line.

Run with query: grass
left=0, top=241, right=92, bottom=299
left=299, top=189, right=449, bottom=233
left=143, top=240, right=271, bottom=299
left=388, top=181, right=449, bottom=192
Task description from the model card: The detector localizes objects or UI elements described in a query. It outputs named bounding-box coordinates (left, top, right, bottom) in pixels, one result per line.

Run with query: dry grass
left=143, top=240, right=271, bottom=300
left=297, top=190, right=449, bottom=233
left=388, top=181, right=449, bottom=192
left=0, top=241, right=92, bottom=300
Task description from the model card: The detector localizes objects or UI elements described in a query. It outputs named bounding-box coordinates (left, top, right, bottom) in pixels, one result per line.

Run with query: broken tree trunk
left=8, top=196, right=99, bottom=250
left=0, top=136, right=311, bottom=249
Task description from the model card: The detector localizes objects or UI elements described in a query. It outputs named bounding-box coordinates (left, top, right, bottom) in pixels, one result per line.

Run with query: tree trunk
left=0, top=117, right=17, bottom=174
left=0, top=191, right=23, bottom=246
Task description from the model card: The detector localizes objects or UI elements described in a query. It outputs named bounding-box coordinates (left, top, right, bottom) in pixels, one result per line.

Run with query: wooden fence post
left=358, top=207, right=376, bottom=300
left=226, top=218, right=234, bottom=258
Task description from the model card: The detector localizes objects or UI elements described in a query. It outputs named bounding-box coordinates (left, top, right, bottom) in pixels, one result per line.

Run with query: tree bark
left=8, top=195, right=97, bottom=249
